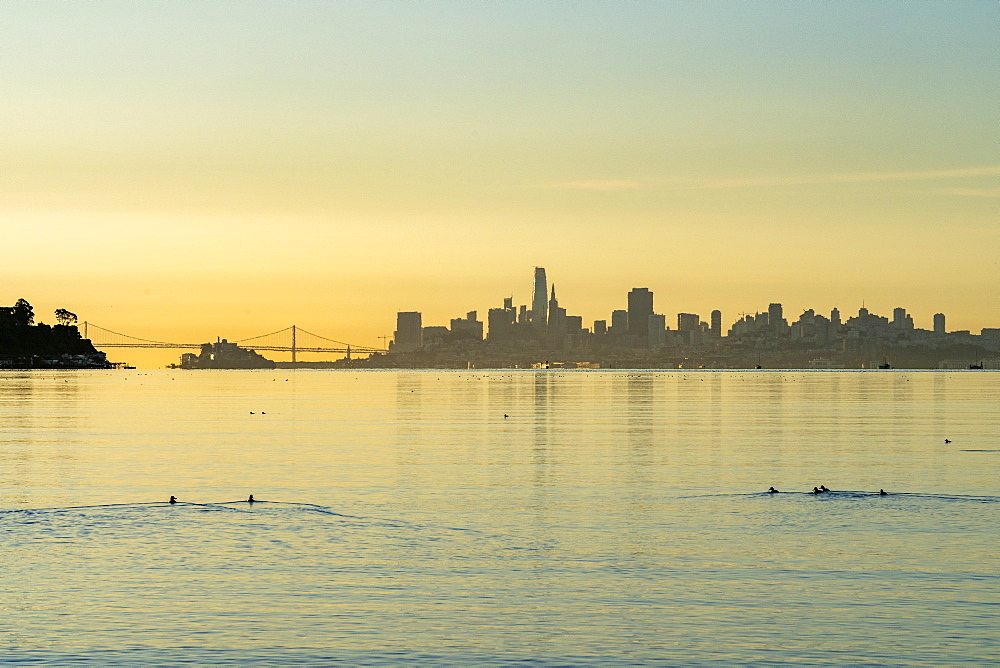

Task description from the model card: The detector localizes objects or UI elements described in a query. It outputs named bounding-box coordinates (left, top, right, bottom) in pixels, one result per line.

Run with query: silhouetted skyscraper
left=531, top=267, right=547, bottom=331
left=677, top=313, right=700, bottom=346
left=628, top=288, right=653, bottom=337
left=831, top=307, right=841, bottom=327
left=710, top=310, right=722, bottom=338
left=394, top=311, right=423, bottom=352
left=768, top=303, right=786, bottom=334
left=648, top=313, right=666, bottom=348
left=547, top=285, right=566, bottom=333
left=610, top=309, right=628, bottom=336
left=487, top=307, right=514, bottom=342
left=934, top=313, right=946, bottom=334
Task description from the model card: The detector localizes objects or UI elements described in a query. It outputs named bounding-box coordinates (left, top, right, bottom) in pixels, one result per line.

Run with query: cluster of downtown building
left=385, top=268, right=999, bottom=369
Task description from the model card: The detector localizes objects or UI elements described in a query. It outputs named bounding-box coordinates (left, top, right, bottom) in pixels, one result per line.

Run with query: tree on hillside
left=13, top=299, right=34, bottom=326
left=55, top=309, right=78, bottom=326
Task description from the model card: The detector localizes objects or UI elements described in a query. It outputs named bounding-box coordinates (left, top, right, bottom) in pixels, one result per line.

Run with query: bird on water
left=169, top=496, right=177, bottom=504
left=247, top=494, right=255, bottom=503
left=768, top=487, right=779, bottom=493
left=879, top=489, right=887, bottom=495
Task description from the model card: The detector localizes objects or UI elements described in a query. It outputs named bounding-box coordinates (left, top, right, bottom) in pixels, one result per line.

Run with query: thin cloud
left=546, top=179, right=646, bottom=191
left=543, top=167, right=999, bottom=192
left=680, top=166, right=1000, bottom=191
left=941, top=186, right=1000, bottom=198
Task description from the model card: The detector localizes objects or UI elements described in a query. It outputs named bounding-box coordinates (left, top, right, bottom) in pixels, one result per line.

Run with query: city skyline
left=394, top=266, right=994, bottom=344
left=4, top=265, right=996, bottom=368
left=3, top=2, right=997, bottom=367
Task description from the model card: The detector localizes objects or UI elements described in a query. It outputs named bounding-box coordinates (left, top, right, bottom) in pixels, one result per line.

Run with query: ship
left=175, top=338, right=275, bottom=369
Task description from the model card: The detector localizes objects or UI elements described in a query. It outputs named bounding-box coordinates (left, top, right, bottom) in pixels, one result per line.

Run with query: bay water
left=1, top=369, right=997, bottom=664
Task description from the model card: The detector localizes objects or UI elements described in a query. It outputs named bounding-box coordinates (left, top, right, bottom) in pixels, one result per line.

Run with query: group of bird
left=168, top=495, right=254, bottom=504
left=767, top=485, right=888, bottom=496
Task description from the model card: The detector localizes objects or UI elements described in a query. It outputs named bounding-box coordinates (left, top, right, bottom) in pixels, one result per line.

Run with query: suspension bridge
left=81, top=323, right=387, bottom=361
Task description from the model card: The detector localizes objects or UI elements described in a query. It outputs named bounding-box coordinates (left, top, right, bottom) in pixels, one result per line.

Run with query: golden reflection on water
left=1, top=369, right=998, bottom=664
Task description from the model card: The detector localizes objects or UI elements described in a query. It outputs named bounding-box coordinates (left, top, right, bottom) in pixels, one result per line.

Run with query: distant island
left=171, top=339, right=275, bottom=370
left=0, top=299, right=112, bottom=369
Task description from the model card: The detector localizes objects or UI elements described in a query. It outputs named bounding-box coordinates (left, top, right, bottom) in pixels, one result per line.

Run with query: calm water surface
left=1, top=370, right=998, bottom=664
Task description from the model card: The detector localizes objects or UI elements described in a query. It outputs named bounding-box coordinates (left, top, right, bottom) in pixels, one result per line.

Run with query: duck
left=812, top=487, right=822, bottom=494
left=247, top=494, right=255, bottom=503
left=879, top=489, right=887, bottom=496
left=768, top=487, right=779, bottom=493
left=169, top=496, right=177, bottom=504
left=819, top=485, right=829, bottom=492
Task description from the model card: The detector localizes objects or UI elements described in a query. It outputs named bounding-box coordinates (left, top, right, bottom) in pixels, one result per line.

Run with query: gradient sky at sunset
left=4, top=1, right=998, bottom=366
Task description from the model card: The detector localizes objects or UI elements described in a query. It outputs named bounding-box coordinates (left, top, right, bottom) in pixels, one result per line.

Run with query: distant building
left=831, top=307, right=841, bottom=327
left=934, top=313, right=946, bottom=334
left=677, top=313, right=700, bottom=346
left=628, top=288, right=653, bottom=337
left=393, top=311, right=423, bottom=352
left=892, top=307, right=914, bottom=330
left=710, top=310, right=722, bottom=338
left=593, top=320, right=608, bottom=336
left=564, top=315, right=583, bottom=335
left=648, top=313, right=667, bottom=348
left=422, top=326, right=449, bottom=346
left=768, top=303, right=787, bottom=334
left=610, top=309, right=628, bottom=337
left=488, top=305, right=516, bottom=342
left=547, top=285, right=566, bottom=334
left=531, top=267, right=548, bottom=332
left=450, top=311, right=483, bottom=340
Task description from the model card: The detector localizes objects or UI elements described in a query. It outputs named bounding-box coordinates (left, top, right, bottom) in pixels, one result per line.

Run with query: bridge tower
left=292, top=325, right=297, bottom=363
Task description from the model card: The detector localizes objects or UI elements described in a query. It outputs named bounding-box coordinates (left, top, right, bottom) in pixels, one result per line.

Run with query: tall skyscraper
left=531, top=267, right=548, bottom=331
left=393, top=311, right=423, bottom=352
left=768, top=303, right=786, bottom=334
left=648, top=313, right=666, bottom=348
left=831, top=307, right=841, bottom=327
left=610, top=309, right=628, bottom=335
left=710, top=310, right=722, bottom=338
left=547, top=285, right=566, bottom=333
left=934, top=313, right=946, bottom=334
left=677, top=312, right=700, bottom=346
left=628, top=288, right=653, bottom=336
left=487, top=307, right=514, bottom=342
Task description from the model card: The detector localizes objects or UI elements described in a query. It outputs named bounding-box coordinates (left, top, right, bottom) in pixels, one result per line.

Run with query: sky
left=3, top=1, right=998, bottom=367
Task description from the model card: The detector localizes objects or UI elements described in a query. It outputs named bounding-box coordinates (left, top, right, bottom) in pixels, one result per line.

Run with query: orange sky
left=3, top=1, right=998, bottom=367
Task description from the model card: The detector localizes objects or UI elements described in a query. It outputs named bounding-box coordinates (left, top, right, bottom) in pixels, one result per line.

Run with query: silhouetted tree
left=13, top=299, right=34, bottom=326
left=55, top=308, right=78, bottom=326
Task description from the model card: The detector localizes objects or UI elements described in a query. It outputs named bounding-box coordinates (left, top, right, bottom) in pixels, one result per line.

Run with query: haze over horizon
left=4, top=1, right=998, bottom=367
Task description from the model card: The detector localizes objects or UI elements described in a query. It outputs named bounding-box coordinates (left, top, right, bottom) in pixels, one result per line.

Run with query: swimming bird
left=879, top=489, right=887, bottom=495
left=169, top=496, right=177, bottom=504
left=247, top=494, right=255, bottom=503
left=768, top=487, right=779, bottom=493
left=812, top=487, right=822, bottom=494
left=944, top=439, right=952, bottom=444
left=819, top=485, right=829, bottom=492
